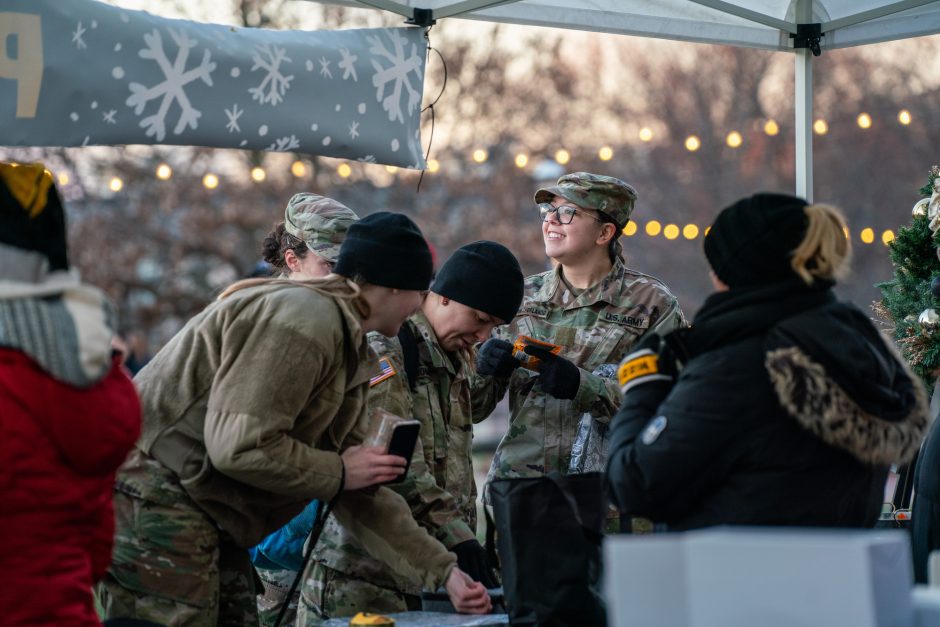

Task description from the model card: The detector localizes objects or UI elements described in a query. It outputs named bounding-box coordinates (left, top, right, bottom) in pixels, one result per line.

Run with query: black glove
left=476, top=338, right=521, bottom=379
left=523, top=345, right=581, bottom=400
left=617, top=333, right=678, bottom=395
left=452, top=539, right=499, bottom=589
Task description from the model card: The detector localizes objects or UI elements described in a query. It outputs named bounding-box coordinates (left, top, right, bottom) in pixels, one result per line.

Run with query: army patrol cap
left=535, top=172, right=638, bottom=230
left=284, top=193, right=359, bottom=262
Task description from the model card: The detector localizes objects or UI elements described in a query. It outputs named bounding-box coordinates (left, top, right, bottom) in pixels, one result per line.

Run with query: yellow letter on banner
left=0, top=13, right=43, bottom=118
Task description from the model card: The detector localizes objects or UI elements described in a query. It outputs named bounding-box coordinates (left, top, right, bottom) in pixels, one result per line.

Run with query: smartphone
left=386, top=420, right=421, bottom=483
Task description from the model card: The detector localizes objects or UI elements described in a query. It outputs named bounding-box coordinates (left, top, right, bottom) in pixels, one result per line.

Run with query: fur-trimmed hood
left=764, top=304, right=929, bottom=466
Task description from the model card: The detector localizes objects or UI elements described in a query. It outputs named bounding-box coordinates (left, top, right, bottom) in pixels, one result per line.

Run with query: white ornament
left=913, top=198, right=929, bottom=217
left=126, top=29, right=216, bottom=141
left=919, top=308, right=940, bottom=334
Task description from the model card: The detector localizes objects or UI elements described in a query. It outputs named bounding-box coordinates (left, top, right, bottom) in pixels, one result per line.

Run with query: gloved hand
left=523, top=345, right=581, bottom=400
left=452, top=539, right=500, bottom=589
left=476, top=339, right=521, bottom=379
left=617, top=333, right=678, bottom=395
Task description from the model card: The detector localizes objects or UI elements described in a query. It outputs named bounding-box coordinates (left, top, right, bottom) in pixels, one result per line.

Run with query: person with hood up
left=606, top=192, right=929, bottom=529
left=0, top=162, right=142, bottom=626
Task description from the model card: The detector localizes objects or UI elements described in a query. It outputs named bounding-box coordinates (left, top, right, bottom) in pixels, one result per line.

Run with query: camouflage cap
left=534, top=172, right=638, bottom=229
left=283, top=193, right=359, bottom=262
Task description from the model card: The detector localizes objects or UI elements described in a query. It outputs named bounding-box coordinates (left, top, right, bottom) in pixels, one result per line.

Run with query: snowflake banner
left=0, top=0, right=428, bottom=168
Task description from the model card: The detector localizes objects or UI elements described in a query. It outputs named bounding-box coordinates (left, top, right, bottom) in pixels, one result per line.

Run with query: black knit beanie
left=333, top=211, right=433, bottom=290
left=703, top=192, right=809, bottom=288
left=431, top=241, right=524, bottom=323
left=0, top=163, right=69, bottom=270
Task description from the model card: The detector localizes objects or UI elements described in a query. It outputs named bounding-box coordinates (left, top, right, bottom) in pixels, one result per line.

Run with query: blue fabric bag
left=249, top=500, right=319, bottom=572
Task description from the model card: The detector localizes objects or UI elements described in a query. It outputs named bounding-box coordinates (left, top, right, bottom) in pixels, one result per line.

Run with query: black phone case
left=386, top=422, right=420, bottom=483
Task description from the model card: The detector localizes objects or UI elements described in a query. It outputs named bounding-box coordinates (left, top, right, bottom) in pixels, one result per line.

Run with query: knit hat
left=284, top=193, right=359, bottom=262
left=0, top=162, right=68, bottom=271
left=704, top=192, right=810, bottom=288
left=431, top=241, right=524, bottom=323
left=535, top=172, right=638, bottom=229
left=333, top=211, right=433, bottom=290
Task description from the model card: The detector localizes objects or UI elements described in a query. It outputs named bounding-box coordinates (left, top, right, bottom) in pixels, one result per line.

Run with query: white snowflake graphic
left=348, top=121, right=360, bottom=139
left=366, top=30, right=423, bottom=124
left=357, top=155, right=377, bottom=164
left=249, top=44, right=294, bottom=106
left=72, top=22, right=87, bottom=50
left=318, top=57, right=333, bottom=79
left=267, top=135, right=301, bottom=152
left=126, top=29, right=216, bottom=141
left=338, top=48, right=358, bottom=81
left=103, top=110, right=117, bottom=124
left=225, top=104, right=242, bottom=133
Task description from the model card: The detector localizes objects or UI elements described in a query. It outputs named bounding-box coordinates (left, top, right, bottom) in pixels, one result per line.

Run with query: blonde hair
left=790, top=203, right=852, bottom=285
left=216, top=274, right=371, bottom=318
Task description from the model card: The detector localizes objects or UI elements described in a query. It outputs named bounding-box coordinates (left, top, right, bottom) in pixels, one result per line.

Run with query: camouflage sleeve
left=333, top=486, right=457, bottom=591
left=390, top=433, right=476, bottom=549
left=369, top=334, right=476, bottom=549
left=572, top=297, right=686, bottom=421
left=468, top=368, right=509, bottom=424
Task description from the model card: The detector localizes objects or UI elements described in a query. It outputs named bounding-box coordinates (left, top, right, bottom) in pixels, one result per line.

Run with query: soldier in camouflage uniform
left=475, top=173, right=686, bottom=531
left=300, top=241, right=524, bottom=623
left=252, top=194, right=359, bottom=627
left=96, top=211, right=491, bottom=626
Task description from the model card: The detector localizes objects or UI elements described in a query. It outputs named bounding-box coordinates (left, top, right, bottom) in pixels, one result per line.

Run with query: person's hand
left=476, top=339, right=521, bottom=379
left=445, top=567, right=492, bottom=614
left=617, top=333, right=677, bottom=395
left=451, top=539, right=499, bottom=589
left=523, top=345, right=581, bottom=400
left=340, top=445, right=406, bottom=491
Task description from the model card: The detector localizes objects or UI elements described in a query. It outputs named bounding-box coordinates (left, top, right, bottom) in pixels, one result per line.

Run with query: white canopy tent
left=303, top=0, right=940, bottom=200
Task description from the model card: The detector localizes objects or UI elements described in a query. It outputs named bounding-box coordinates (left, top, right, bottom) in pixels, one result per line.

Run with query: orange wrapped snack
left=513, top=335, right=563, bottom=370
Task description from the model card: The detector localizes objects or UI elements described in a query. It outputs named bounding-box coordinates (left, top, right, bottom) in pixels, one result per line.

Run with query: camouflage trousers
left=95, top=490, right=258, bottom=626
left=256, top=567, right=301, bottom=627
left=296, top=563, right=420, bottom=625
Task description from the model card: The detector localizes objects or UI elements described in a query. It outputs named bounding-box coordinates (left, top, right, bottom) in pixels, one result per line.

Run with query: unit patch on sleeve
left=370, top=356, right=397, bottom=387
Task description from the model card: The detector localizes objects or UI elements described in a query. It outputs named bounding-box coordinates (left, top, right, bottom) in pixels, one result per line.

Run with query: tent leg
left=794, top=0, right=813, bottom=202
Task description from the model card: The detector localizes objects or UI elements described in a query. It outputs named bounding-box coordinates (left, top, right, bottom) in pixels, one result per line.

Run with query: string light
left=385, top=165, right=399, bottom=174
left=598, top=146, right=613, bottom=161
left=290, top=161, right=307, bottom=177
left=472, top=149, right=488, bottom=163
left=764, top=120, right=779, bottom=136
left=860, top=227, right=874, bottom=244
left=683, top=224, right=699, bottom=240
left=427, top=159, right=440, bottom=173
left=813, top=119, right=828, bottom=135
left=663, top=224, right=680, bottom=240
left=337, top=163, right=352, bottom=178
left=250, top=167, right=266, bottom=182
left=726, top=131, right=742, bottom=148
left=515, top=154, right=529, bottom=168
left=685, top=136, right=700, bottom=152
left=882, top=230, right=895, bottom=245
left=555, top=149, right=570, bottom=165
left=156, top=164, right=172, bottom=180
left=109, top=177, right=123, bottom=192
left=202, top=173, right=219, bottom=189
left=857, top=113, right=872, bottom=129
left=638, top=128, right=653, bottom=142
left=646, top=220, right=662, bottom=236
left=898, top=110, right=912, bottom=125
left=57, top=172, right=70, bottom=186
left=623, top=221, right=638, bottom=236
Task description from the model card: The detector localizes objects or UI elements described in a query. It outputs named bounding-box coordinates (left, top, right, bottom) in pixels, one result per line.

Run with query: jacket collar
left=534, top=258, right=627, bottom=310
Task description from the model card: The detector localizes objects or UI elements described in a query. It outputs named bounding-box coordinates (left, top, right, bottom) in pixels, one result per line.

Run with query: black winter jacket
left=606, top=280, right=928, bottom=530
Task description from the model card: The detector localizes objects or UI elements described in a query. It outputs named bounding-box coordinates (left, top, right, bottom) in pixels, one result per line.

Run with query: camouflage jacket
left=479, top=259, right=685, bottom=484
left=314, top=311, right=484, bottom=592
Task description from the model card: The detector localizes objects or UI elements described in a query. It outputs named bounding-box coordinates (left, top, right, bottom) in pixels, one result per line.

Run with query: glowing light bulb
left=472, top=149, right=488, bottom=163
left=764, top=120, right=779, bottom=136
left=623, top=221, right=638, bottom=236
left=898, top=110, right=912, bottom=125
left=646, top=220, right=662, bottom=236
left=109, top=177, right=123, bottom=192
left=664, top=224, right=680, bottom=240
left=813, top=119, right=828, bottom=135
left=427, top=159, right=440, bottom=173
left=683, top=224, right=699, bottom=240
left=555, top=149, right=570, bottom=165
left=638, top=128, right=653, bottom=142
left=598, top=146, right=613, bottom=161
left=337, top=163, right=352, bottom=178
left=202, top=173, right=219, bottom=189
left=882, top=230, right=895, bottom=245
left=515, top=154, right=529, bottom=168
left=860, top=227, right=874, bottom=244
left=685, top=136, right=701, bottom=152
left=156, top=164, right=172, bottom=180
left=250, top=167, right=266, bottom=182
left=290, top=161, right=307, bottom=177
left=857, top=113, right=872, bottom=129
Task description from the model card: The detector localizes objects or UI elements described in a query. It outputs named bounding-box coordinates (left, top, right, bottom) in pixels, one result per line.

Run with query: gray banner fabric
left=0, top=0, right=427, bottom=168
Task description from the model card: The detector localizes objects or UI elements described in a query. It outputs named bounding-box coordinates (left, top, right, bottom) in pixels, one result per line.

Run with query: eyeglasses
left=538, top=202, right=602, bottom=225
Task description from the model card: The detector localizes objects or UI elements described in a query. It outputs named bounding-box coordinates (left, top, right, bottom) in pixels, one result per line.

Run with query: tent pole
left=794, top=0, right=813, bottom=202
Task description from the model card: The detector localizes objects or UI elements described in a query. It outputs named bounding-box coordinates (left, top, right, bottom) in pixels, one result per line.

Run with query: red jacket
left=0, top=348, right=141, bottom=626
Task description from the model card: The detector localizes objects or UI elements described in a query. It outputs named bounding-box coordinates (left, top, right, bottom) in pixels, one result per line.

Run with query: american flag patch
left=370, top=356, right=397, bottom=387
